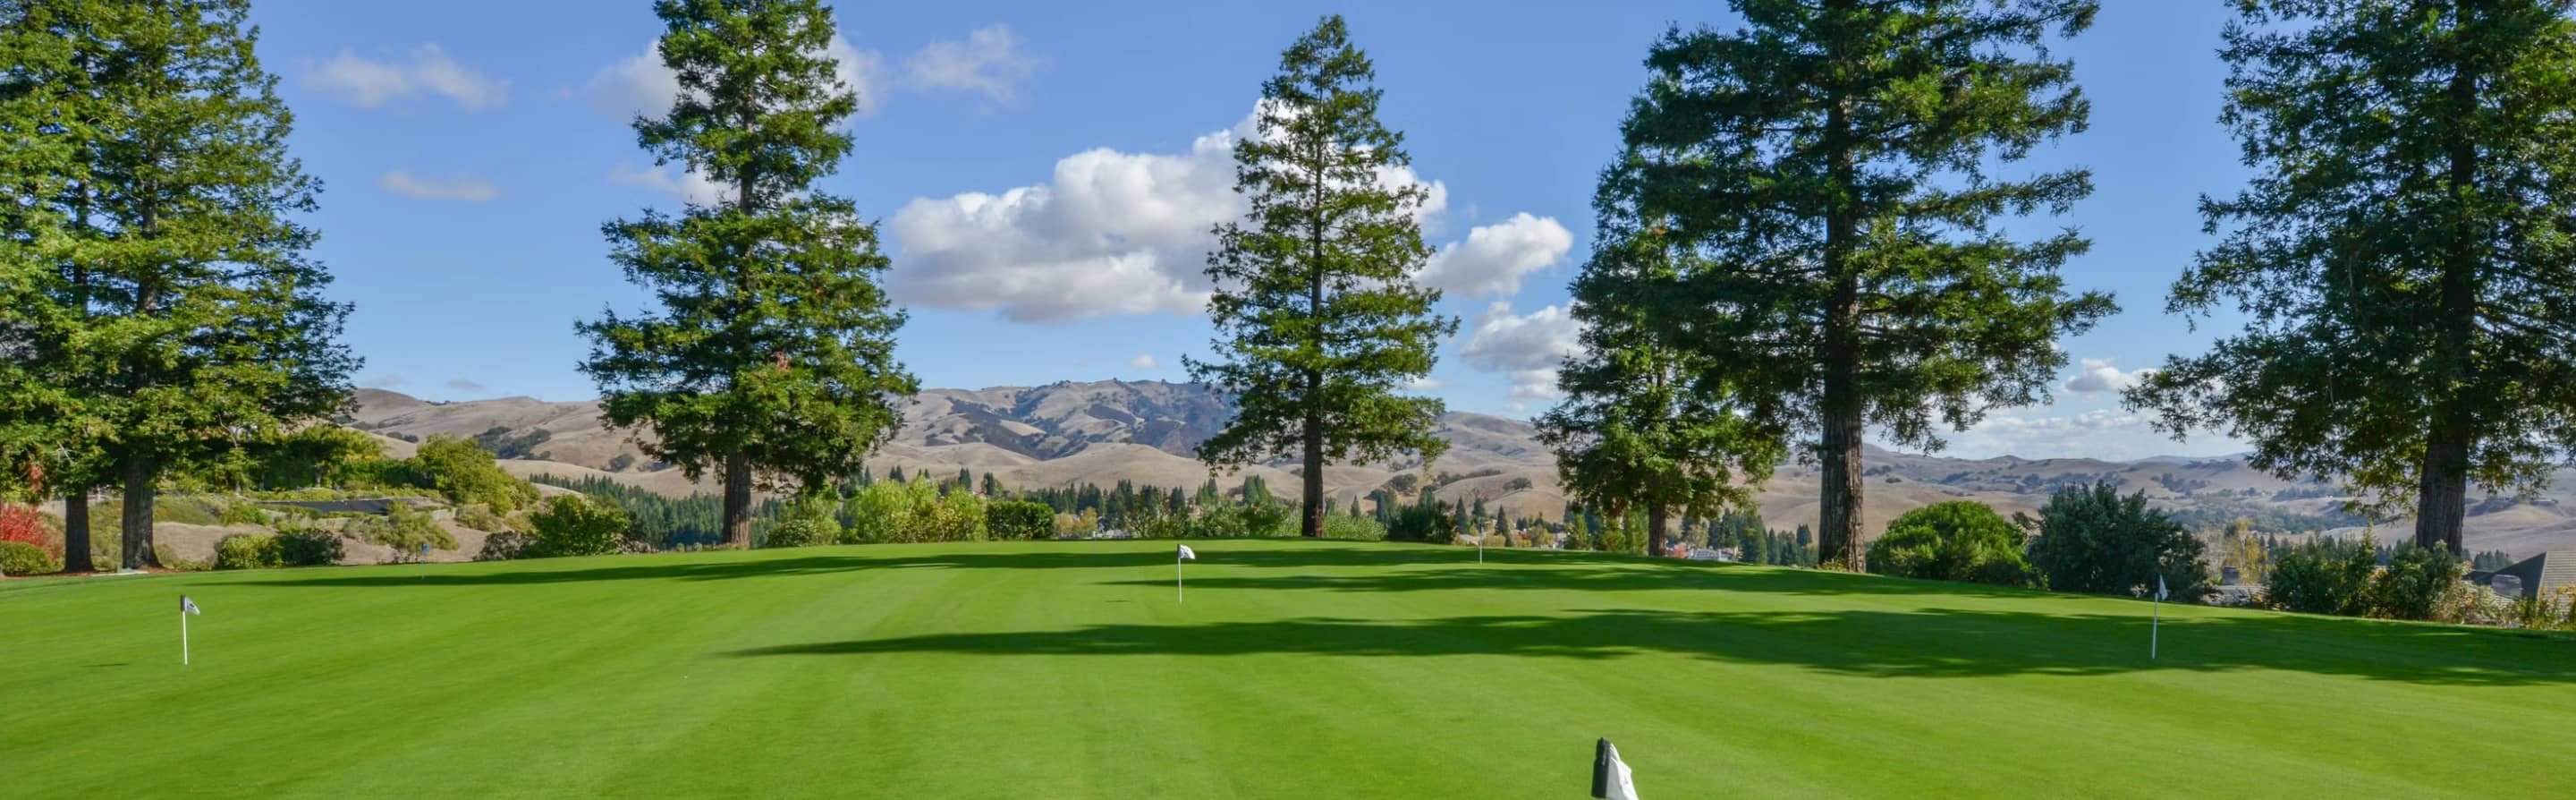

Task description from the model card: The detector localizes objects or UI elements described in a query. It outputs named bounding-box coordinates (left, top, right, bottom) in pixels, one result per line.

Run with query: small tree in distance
left=2026, top=481, right=2209, bottom=600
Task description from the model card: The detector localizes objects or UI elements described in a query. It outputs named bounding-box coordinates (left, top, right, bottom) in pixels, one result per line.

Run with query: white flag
left=2156, top=574, right=2168, bottom=601
left=1177, top=544, right=1197, bottom=561
left=1592, top=738, right=1640, bottom=800
left=181, top=595, right=200, bottom=616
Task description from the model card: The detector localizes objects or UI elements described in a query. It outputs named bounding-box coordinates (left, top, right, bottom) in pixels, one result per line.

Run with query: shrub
left=1385, top=501, right=1453, bottom=543
left=1, top=540, right=60, bottom=575
left=2266, top=537, right=2377, bottom=616
left=1052, top=509, right=1100, bottom=539
left=1504, top=476, right=1534, bottom=492
left=410, top=436, right=538, bottom=512
left=216, top=501, right=267, bottom=526
left=845, top=479, right=930, bottom=543
left=353, top=502, right=458, bottom=557
left=214, top=534, right=284, bottom=570
left=921, top=487, right=987, bottom=542
left=1320, top=514, right=1386, bottom=541
left=1182, top=502, right=1295, bottom=539
left=453, top=504, right=514, bottom=533
left=154, top=544, right=210, bottom=572
left=273, top=525, right=345, bottom=566
left=527, top=495, right=631, bottom=557
left=2369, top=545, right=2463, bottom=621
left=2027, top=482, right=2210, bottom=600
left=477, top=532, right=534, bottom=561
left=607, top=453, right=637, bottom=472
left=761, top=498, right=838, bottom=549
left=986, top=501, right=1055, bottom=540
left=1866, top=501, right=2038, bottom=587
left=0, top=504, right=62, bottom=559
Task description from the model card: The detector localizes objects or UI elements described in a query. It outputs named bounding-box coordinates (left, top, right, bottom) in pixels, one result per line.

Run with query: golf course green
left=5, top=539, right=2572, bottom=797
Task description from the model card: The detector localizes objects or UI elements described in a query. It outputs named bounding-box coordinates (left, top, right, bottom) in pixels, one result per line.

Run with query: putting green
left=4, top=539, right=2571, bottom=797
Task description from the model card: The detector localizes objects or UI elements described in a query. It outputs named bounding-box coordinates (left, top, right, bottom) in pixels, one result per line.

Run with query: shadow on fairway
left=240, top=543, right=1470, bottom=588
left=724, top=606, right=2576, bottom=687
left=1100, top=557, right=2046, bottom=599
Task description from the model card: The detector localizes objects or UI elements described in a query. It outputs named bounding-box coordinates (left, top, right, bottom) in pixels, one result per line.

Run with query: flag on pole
left=2156, top=574, right=2169, bottom=601
left=1591, top=738, right=1640, bottom=800
left=181, top=595, right=200, bottom=666
left=1177, top=544, right=1196, bottom=561
left=182, top=595, right=200, bottom=615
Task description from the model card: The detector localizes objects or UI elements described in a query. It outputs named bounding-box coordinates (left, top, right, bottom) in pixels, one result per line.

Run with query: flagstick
left=2150, top=593, right=2160, bottom=660
left=181, top=610, right=191, bottom=666
left=1176, top=551, right=1184, bottom=604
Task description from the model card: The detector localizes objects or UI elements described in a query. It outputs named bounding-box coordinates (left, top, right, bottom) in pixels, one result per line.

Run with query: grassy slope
left=4, top=540, right=2572, bottom=798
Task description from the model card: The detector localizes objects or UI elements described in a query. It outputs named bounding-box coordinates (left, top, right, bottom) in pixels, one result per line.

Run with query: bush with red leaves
left=0, top=504, right=61, bottom=559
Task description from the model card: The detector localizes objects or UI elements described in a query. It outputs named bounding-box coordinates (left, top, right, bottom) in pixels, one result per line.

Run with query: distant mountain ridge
left=344, top=381, right=2576, bottom=557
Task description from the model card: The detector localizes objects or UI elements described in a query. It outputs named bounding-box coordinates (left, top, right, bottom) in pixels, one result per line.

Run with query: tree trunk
left=1301, top=406, right=1325, bottom=539
left=723, top=451, right=753, bottom=548
left=1648, top=504, right=1669, bottom=557
left=121, top=455, right=158, bottom=569
left=1817, top=115, right=1867, bottom=568
left=2416, top=28, right=2481, bottom=557
left=63, top=488, right=92, bottom=573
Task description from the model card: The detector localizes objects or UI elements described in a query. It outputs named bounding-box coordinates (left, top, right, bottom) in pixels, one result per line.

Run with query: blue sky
left=251, top=0, right=2253, bottom=461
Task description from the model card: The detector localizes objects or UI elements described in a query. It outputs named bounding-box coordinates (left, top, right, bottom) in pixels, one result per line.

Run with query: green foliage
left=2027, top=482, right=2209, bottom=599
left=1384, top=499, right=1453, bottom=544
left=2266, top=537, right=2379, bottom=616
left=216, top=501, right=267, bottom=526
left=353, top=502, right=456, bottom=557
left=1614, top=1, right=2112, bottom=569
left=760, top=498, right=839, bottom=549
left=985, top=500, right=1055, bottom=540
left=2369, top=546, right=2465, bottom=622
left=1, top=540, right=60, bottom=575
left=0, top=0, right=360, bottom=571
left=153, top=544, right=209, bottom=572
left=214, top=533, right=281, bottom=570
left=410, top=437, right=537, bottom=513
left=476, top=532, right=532, bottom=562
left=453, top=504, right=514, bottom=533
left=272, top=525, right=342, bottom=566
left=527, top=495, right=631, bottom=558
left=1182, top=502, right=1296, bottom=540
left=607, top=453, right=638, bottom=472
left=527, top=473, right=780, bottom=549
left=1867, top=502, right=2038, bottom=588
left=1318, top=514, right=1385, bottom=541
left=469, top=427, right=553, bottom=460
left=577, top=0, right=916, bottom=547
left=1189, top=15, right=1455, bottom=538
left=2130, top=1, right=2576, bottom=554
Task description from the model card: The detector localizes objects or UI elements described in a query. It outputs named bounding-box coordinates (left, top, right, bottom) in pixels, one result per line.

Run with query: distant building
left=2493, top=551, right=2576, bottom=602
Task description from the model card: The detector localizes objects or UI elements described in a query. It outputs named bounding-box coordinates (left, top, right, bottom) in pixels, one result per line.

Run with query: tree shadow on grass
left=723, top=606, right=2576, bottom=687
left=1103, top=558, right=2048, bottom=599
left=239, top=542, right=1447, bottom=589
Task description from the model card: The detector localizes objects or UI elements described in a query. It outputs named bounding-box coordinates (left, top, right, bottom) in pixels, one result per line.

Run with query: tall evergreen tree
left=1, top=0, right=356, bottom=569
left=579, top=0, right=916, bottom=548
left=1190, top=15, right=1456, bottom=538
left=2128, top=0, right=2576, bottom=555
left=1614, top=1, right=2113, bottom=569
left=1538, top=204, right=1784, bottom=557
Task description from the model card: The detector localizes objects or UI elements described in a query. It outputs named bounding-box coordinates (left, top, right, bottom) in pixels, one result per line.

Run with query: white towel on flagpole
left=1177, top=544, right=1196, bottom=561
left=2156, top=574, right=2168, bottom=601
left=182, top=595, right=200, bottom=615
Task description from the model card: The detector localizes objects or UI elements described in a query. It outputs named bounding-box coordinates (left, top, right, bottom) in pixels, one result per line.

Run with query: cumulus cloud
left=1419, top=213, right=1573, bottom=297
left=305, top=45, right=507, bottom=110
left=2063, top=357, right=2154, bottom=395
left=589, top=37, right=886, bottom=123
left=904, top=25, right=1038, bottom=102
left=445, top=379, right=486, bottom=392
left=888, top=106, right=1465, bottom=322
left=1456, top=302, right=1582, bottom=410
left=362, top=374, right=403, bottom=388
left=1127, top=353, right=1158, bottom=369
left=1402, top=376, right=1446, bottom=391
left=377, top=170, right=497, bottom=202
left=608, top=161, right=730, bottom=206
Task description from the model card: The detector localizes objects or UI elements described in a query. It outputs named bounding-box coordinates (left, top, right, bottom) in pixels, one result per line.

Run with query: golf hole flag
left=1176, top=544, right=1196, bottom=603
left=181, top=595, right=201, bottom=665
left=1591, top=737, right=1640, bottom=799
left=2151, top=574, right=2166, bottom=660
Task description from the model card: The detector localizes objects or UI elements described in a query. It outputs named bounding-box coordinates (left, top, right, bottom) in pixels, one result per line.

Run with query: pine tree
left=1614, top=1, right=2113, bottom=570
left=580, top=0, right=917, bottom=548
left=1538, top=202, right=1785, bottom=557
left=1, top=0, right=358, bottom=569
left=2128, top=0, right=2576, bottom=555
left=1190, top=15, right=1456, bottom=538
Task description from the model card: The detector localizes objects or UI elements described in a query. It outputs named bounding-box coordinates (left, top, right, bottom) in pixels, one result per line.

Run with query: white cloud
left=2063, top=357, right=2154, bottom=395
left=608, top=162, right=730, bottom=206
left=377, top=170, right=498, bottom=202
left=1402, top=376, right=1445, bottom=391
left=1420, top=213, right=1573, bottom=297
left=1128, top=353, right=1158, bottom=369
left=887, top=105, right=1468, bottom=323
left=904, top=25, right=1038, bottom=103
left=445, top=379, right=486, bottom=392
left=1456, top=302, right=1581, bottom=410
left=589, top=37, right=886, bottom=123
left=305, top=45, right=507, bottom=110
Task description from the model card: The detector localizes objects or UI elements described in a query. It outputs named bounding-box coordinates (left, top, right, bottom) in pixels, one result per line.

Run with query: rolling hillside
left=344, top=382, right=2576, bottom=557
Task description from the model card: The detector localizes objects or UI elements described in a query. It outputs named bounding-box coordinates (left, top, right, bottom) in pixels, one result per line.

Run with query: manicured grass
left=4, top=540, right=2572, bottom=797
